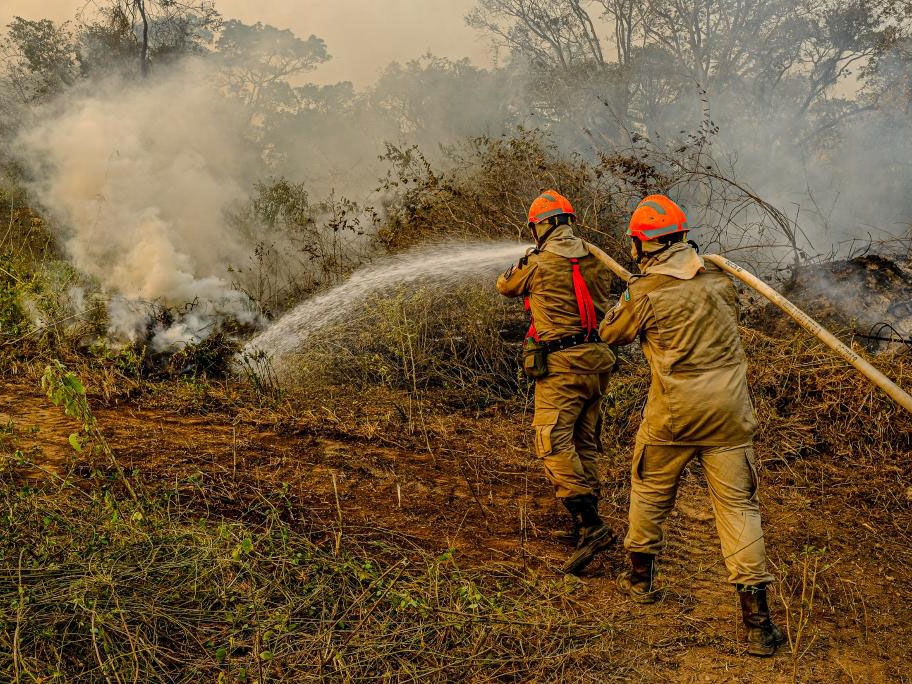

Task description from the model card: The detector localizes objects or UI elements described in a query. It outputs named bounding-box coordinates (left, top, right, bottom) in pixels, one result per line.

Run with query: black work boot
left=550, top=522, right=581, bottom=545
left=737, top=584, right=786, bottom=657
left=617, top=552, right=661, bottom=603
left=550, top=495, right=590, bottom=545
left=561, top=494, right=616, bottom=575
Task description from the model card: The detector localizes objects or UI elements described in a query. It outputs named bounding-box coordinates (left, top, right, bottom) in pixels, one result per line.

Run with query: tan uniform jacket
left=497, top=241, right=617, bottom=374
left=599, top=244, right=757, bottom=446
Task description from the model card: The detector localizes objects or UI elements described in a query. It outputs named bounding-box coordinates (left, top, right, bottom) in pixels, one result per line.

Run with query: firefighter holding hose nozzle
left=496, top=190, right=620, bottom=575
left=599, top=194, right=784, bottom=657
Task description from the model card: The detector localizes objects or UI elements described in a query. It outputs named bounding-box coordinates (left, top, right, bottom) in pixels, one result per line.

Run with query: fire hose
left=585, top=244, right=912, bottom=415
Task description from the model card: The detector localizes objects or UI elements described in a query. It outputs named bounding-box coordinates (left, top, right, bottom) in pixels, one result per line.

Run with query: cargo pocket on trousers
left=631, top=443, right=647, bottom=481
left=595, top=411, right=604, bottom=454
left=532, top=409, right=559, bottom=458
left=744, top=446, right=760, bottom=501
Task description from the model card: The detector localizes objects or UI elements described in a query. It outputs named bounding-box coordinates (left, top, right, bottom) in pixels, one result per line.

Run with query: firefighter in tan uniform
left=599, top=194, right=784, bottom=656
left=497, top=190, right=619, bottom=574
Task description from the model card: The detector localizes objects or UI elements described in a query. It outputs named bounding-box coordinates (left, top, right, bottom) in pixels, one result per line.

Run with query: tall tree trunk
left=135, top=0, right=149, bottom=77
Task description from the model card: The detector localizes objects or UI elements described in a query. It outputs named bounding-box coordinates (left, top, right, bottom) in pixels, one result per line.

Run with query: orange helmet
left=627, top=195, right=688, bottom=242
left=528, top=190, right=575, bottom=226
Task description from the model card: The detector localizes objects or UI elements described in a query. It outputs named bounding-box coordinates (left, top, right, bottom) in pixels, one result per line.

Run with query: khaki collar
left=540, top=225, right=589, bottom=258
left=640, top=242, right=705, bottom=280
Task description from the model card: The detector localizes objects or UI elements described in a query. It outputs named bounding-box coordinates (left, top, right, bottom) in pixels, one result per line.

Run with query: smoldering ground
left=15, top=59, right=262, bottom=347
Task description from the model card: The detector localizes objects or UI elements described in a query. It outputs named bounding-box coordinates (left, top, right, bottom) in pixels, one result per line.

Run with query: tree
left=467, top=0, right=606, bottom=70
left=75, top=5, right=140, bottom=79
left=103, top=0, right=221, bottom=76
left=466, top=0, right=908, bottom=145
left=216, top=20, right=329, bottom=114
left=372, top=55, right=511, bottom=139
left=0, top=18, right=78, bottom=102
left=594, top=0, right=642, bottom=66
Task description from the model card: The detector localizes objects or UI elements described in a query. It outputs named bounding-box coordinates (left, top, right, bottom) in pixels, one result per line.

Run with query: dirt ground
left=1, top=372, right=909, bottom=684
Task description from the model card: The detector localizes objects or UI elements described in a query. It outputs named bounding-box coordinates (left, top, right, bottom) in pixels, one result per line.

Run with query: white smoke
left=15, top=58, right=262, bottom=348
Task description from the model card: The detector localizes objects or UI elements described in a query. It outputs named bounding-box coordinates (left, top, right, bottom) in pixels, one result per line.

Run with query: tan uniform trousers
left=533, top=372, right=610, bottom=499
left=626, top=442, right=775, bottom=586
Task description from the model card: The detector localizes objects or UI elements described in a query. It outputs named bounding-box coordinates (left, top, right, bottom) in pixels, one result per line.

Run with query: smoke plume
left=15, top=59, right=262, bottom=347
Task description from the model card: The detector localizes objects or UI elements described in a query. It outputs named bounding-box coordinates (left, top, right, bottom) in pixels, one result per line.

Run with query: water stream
left=241, top=241, right=531, bottom=361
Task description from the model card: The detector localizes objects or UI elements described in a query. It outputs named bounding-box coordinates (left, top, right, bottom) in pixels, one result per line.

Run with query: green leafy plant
left=41, top=360, right=137, bottom=500
left=0, top=275, right=26, bottom=340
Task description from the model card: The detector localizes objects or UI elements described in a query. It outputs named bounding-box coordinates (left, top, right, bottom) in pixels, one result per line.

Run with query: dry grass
left=0, top=474, right=629, bottom=682
left=283, top=280, right=524, bottom=409
left=1, top=307, right=910, bottom=681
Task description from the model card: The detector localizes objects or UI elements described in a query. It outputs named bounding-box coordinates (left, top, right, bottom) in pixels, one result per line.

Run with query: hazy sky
left=0, top=0, right=492, bottom=85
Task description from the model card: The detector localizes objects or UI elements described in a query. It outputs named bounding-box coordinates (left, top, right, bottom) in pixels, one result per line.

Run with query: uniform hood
left=540, top=224, right=589, bottom=258
left=640, top=242, right=705, bottom=279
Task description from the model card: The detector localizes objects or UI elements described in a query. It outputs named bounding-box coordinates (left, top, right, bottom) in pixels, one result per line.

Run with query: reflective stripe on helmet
left=639, top=200, right=667, bottom=215
left=637, top=223, right=686, bottom=239
left=534, top=207, right=566, bottom=222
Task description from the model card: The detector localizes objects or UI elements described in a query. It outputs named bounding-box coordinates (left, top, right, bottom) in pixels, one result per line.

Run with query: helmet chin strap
left=634, top=237, right=674, bottom=264
left=531, top=216, right=566, bottom=248
left=633, top=235, right=690, bottom=264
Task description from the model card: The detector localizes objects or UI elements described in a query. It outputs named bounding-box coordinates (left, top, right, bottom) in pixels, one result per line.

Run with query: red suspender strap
left=524, top=296, right=540, bottom=342
left=525, top=259, right=596, bottom=344
left=570, top=258, right=597, bottom=336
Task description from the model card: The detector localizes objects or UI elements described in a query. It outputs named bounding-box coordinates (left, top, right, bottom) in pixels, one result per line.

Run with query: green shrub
left=228, top=178, right=376, bottom=318
left=376, top=128, right=647, bottom=275
left=0, top=260, right=26, bottom=341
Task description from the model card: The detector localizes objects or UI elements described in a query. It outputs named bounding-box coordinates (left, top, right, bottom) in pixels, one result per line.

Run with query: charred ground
left=780, top=255, right=912, bottom=350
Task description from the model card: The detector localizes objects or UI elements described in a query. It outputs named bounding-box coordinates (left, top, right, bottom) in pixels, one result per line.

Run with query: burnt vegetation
left=0, top=0, right=911, bottom=682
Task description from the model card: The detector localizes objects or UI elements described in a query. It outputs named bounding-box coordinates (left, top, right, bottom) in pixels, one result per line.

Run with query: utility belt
left=522, top=331, right=602, bottom=379
left=540, top=331, right=603, bottom=353
left=521, top=255, right=603, bottom=380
